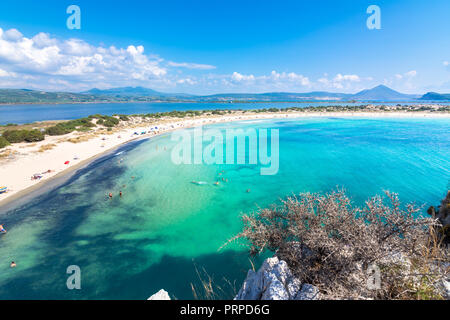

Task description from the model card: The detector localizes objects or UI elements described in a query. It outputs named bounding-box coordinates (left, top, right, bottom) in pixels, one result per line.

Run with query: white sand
left=0, top=111, right=449, bottom=206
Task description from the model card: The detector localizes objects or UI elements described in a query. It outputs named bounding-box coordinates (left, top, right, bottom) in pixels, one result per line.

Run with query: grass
left=190, top=264, right=238, bottom=300
left=38, top=143, right=57, bottom=152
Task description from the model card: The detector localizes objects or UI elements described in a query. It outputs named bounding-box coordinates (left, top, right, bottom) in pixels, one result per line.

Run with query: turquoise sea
left=0, top=117, right=449, bottom=299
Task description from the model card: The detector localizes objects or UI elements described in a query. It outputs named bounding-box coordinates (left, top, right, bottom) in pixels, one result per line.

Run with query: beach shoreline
left=1, top=110, right=449, bottom=210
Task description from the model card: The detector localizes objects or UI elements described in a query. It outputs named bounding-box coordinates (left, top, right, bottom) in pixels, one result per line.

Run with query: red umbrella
left=64, top=161, right=70, bottom=165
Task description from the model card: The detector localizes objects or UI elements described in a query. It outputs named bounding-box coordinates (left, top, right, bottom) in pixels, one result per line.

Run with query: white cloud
left=218, top=70, right=310, bottom=92
left=316, top=73, right=366, bottom=91
left=231, top=72, right=255, bottom=82
left=3, top=26, right=429, bottom=94
left=395, top=70, right=417, bottom=80
left=333, top=73, right=360, bottom=82
left=404, top=70, right=417, bottom=77
left=385, top=70, right=418, bottom=92
left=0, top=68, right=16, bottom=77
left=167, top=61, right=216, bottom=70
left=176, top=78, right=197, bottom=85
left=0, top=27, right=169, bottom=90
left=443, top=61, right=449, bottom=66
left=3, top=28, right=23, bottom=41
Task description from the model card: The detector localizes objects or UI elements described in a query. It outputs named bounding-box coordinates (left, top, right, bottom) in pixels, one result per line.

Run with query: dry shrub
left=0, top=149, right=16, bottom=159
left=227, top=190, right=449, bottom=300
left=38, top=143, right=56, bottom=152
left=190, top=264, right=238, bottom=300
left=66, top=134, right=95, bottom=143
left=19, top=143, right=37, bottom=148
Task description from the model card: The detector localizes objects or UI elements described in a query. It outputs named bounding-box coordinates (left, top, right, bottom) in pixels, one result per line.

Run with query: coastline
left=1, top=110, right=449, bottom=210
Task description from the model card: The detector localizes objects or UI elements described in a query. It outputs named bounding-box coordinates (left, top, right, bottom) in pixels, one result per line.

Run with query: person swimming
left=0, top=224, right=6, bottom=233
left=119, top=191, right=123, bottom=197
left=10, top=261, right=16, bottom=268
left=109, top=193, right=113, bottom=199
left=191, top=181, right=208, bottom=185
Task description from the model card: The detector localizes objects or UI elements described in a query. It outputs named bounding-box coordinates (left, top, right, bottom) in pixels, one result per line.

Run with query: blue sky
left=0, top=0, right=448, bottom=94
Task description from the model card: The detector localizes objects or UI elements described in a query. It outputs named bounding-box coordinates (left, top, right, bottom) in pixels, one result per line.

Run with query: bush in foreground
left=2, top=129, right=45, bottom=143
left=46, top=118, right=96, bottom=136
left=0, top=136, right=10, bottom=148
left=226, top=190, right=449, bottom=300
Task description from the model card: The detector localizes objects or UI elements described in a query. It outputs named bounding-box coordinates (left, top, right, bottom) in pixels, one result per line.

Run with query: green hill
left=0, top=89, right=114, bottom=104
left=419, top=92, right=450, bottom=100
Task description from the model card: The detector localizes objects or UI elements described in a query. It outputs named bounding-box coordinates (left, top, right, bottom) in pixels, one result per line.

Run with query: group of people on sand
left=0, top=225, right=17, bottom=268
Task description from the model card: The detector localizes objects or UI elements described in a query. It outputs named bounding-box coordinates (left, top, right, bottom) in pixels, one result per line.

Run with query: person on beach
left=0, top=224, right=6, bottom=233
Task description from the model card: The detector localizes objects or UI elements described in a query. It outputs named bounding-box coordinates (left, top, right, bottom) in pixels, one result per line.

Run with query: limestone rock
left=294, top=283, right=320, bottom=300
left=148, top=289, right=171, bottom=300
left=235, top=256, right=319, bottom=300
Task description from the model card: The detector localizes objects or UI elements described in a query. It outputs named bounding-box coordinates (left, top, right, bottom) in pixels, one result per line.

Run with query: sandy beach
left=1, top=110, right=449, bottom=208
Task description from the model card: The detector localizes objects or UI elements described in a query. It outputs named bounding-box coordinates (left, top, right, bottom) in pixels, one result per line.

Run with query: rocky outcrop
left=235, top=256, right=320, bottom=300
left=148, top=289, right=171, bottom=300
left=427, top=191, right=450, bottom=244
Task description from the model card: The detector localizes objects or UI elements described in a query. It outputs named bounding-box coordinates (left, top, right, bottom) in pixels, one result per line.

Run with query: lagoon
left=1, top=101, right=449, bottom=125
left=0, top=117, right=449, bottom=299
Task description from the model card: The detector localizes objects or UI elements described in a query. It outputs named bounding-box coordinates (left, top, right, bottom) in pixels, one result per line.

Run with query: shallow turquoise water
left=0, top=117, right=449, bottom=299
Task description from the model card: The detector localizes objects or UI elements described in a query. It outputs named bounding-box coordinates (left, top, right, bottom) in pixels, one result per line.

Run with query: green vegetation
left=0, top=136, right=10, bottom=149
left=45, top=117, right=96, bottom=136
left=0, top=123, right=18, bottom=127
left=225, top=190, right=449, bottom=300
left=0, top=89, right=119, bottom=104
left=0, top=88, right=179, bottom=104
left=117, top=114, right=130, bottom=121
left=2, top=129, right=45, bottom=143
left=88, top=114, right=119, bottom=127
left=420, top=92, right=450, bottom=101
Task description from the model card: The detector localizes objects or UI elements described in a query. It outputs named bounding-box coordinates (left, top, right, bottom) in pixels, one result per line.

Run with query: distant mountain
left=199, top=91, right=351, bottom=101
left=73, top=84, right=427, bottom=102
left=419, top=92, right=450, bottom=101
left=83, top=86, right=193, bottom=98
left=0, top=89, right=115, bottom=104
left=1, top=85, right=446, bottom=104
left=350, top=85, right=419, bottom=101
left=82, top=87, right=352, bottom=101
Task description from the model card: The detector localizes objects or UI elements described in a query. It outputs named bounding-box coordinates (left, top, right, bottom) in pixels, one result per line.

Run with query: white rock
left=148, top=289, right=170, bottom=300
left=443, top=280, right=450, bottom=299
left=234, top=269, right=263, bottom=300
left=295, top=283, right=320, bottom=300
left=235, top=256, right=317, bottom=300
